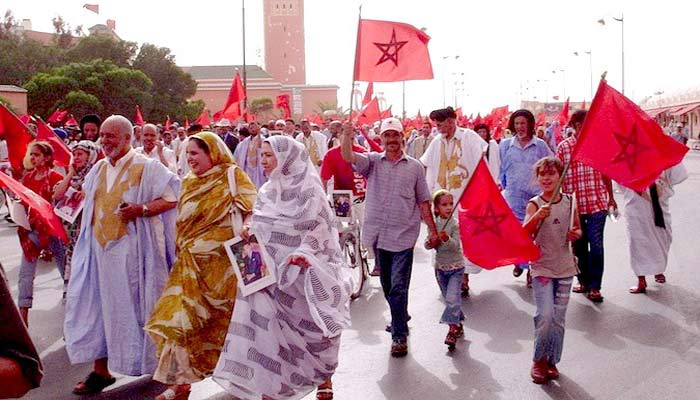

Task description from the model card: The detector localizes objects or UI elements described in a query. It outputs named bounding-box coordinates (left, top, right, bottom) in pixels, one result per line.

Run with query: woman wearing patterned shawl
left=213, top=135, right=353, bottom=400
left=145, top=132, right=257, bottom=400
left=53, top=140, right=100, bottom=291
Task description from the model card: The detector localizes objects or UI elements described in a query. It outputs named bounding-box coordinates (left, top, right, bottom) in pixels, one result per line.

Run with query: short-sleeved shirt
left=320, top=144, right=367, bottom=197
left=353, top=152, right=431, bottom=252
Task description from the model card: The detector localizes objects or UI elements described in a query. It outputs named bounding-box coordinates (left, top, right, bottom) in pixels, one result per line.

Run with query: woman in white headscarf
left=213, top=135, right=353, bottom=400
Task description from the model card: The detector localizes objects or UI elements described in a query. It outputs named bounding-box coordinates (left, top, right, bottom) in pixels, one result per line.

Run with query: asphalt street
left=2, top=151, right=699, bottom=400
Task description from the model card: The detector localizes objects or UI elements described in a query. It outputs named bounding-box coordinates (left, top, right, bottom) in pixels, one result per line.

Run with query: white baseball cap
left=379, top=118, right=404, bottom=135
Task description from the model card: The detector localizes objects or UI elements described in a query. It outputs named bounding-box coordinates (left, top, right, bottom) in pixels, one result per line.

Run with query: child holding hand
left=428, top=190, right=466, bottom=350
left=523, top=157, right=582, bottom=384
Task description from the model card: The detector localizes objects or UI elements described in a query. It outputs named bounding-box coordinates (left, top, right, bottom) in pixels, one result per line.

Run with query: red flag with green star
left=458, top=159, right=540, bottom=269
left=573, top=80, right=688, bottom=192
left=353, top=19, right=433, bottom=82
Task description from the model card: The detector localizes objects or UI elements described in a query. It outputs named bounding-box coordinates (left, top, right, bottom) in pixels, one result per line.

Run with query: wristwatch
left=142, top=204, right=150, bottom=217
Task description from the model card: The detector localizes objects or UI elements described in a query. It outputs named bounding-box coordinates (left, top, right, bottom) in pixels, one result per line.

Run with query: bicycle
left=337, top=198, right=369, bottom=300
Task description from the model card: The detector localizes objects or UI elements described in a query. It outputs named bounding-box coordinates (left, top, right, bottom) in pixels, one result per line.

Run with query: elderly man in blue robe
left=64, top=115, right=180, bottom=395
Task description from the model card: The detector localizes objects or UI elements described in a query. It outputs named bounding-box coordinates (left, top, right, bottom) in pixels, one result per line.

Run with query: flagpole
left=531, top=70, right=608, bottom=236
left=241, top=0, right=248, bottom=111
left=349, top=5, right=362, bottom=125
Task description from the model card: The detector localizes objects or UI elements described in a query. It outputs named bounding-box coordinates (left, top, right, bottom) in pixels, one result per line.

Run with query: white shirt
left=135, top=145, right=177, bottom=173
left=295, top=131, right=328, bottom=164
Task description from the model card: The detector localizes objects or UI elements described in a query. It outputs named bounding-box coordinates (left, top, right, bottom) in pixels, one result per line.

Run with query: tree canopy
left=0, top=10, right=202, bottom=122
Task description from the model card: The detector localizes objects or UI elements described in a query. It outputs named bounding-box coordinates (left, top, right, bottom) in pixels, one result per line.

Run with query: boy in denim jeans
left=427, top=190, right=465, bottom=349
left=523, top=157, right=582, bottom=384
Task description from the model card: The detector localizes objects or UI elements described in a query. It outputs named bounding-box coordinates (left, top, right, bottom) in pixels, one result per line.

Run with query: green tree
left=0, top=10, right=18, bottom=41
left=132, top=43, right=197, bottom=122
left=249, top=97, right=273, bottom=115
left=24, top=59, right=153, bottom=119
left=0, top=36, right=65, bottom=86
left=66, top=35, right=137, bottom=67
left=52, top=16, right=82, bottom=49
left=180, top=99, right=206, bottom=122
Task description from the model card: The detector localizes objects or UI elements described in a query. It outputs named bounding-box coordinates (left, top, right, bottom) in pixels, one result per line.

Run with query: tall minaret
left=263, top=0, right=306, bottom=84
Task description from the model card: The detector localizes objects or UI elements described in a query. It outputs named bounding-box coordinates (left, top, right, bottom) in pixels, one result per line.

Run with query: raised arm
left=340, top=122, right=356, bottom=164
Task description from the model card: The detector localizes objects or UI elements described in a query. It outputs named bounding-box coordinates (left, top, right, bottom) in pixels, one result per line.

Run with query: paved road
left=2, top=151, right=699, bottom=399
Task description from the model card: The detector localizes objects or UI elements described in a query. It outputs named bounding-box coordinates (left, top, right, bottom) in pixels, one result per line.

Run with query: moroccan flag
left=362, top=82, right=374, bottom=106
left=275, top=94, right=291, bottom=119
left=357, top=97, right=382, bottom=124
left=557, top=98, right=570, bottom=126
left=536, top=111, right=546, bottom=126
left=47, top=109, right=68, bottom=124
left=354, top=19, right=433, bottom=82
left=65, top=115, right=78, bottom=127
left=184, top=117, right=190, bottom=130
left=36, top=118, right=71, bottom=168
left=381, top=106, right=393, bottom=119
left=106, top=19, right=116, bottom=31
left=572, top=80, right=689, bottom=192
left=0, top=104, right=33, bottom=175
left=135, top=105, right=144, bottom=126
left=473, top=113, right=482, bottom=126
left=359, top=129, right=384, bottom=153
left=223, top=101, right=242, bottom=120
left=223, top=71, right=246, bottom=115
left=195, top=110, right=211, bottom=127
left=0, top=172, right=68, bottom=242
left=83, top=3, right=99, bottom=13
left=458, top=160, right=540, bottom=269
left=164, top=116, right=171, bottom=130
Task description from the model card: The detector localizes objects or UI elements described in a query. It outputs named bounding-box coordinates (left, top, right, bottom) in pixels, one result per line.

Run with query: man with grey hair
left=135, top=123, right=177, bottom=173
left=64, top=115, right=180, bottom=395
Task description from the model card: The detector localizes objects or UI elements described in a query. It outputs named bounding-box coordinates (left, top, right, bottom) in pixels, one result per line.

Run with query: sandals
left=586, top=290, right=604, bottom=303
left=317, top=380, right=333, bottom=400
left=73, top=372, right=116, bottom=395
left=655, top=274, right=666, bottom=284
left=629, top=285, right=646, bottom=294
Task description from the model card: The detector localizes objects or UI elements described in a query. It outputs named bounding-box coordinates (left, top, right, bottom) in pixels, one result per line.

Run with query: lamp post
left=552, top=69, right=566, bottom=100
left=574, top=50, right=593, bottom=99
left=598, top=14, right=624, bottom=94
left=442, top=55, right=460, bottom=107
left=241, top=0, right=247, bottom=109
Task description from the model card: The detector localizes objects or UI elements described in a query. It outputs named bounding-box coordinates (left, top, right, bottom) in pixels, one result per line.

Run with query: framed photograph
left=54, top=187, right=85, bottom=224
left=224, top=234, right=276, bottom=296
left=331, top=190, right=353, bottom=222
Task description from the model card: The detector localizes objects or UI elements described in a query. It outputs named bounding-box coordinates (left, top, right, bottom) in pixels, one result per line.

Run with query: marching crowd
left=0, top=104, right=688, bottom=399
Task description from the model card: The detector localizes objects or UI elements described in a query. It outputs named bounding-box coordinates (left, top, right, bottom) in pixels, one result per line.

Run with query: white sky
left=4, top=0, right=699, bottom=115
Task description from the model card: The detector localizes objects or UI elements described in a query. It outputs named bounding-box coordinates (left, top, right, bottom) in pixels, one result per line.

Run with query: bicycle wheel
left=344, top=233, right=364, bottom=299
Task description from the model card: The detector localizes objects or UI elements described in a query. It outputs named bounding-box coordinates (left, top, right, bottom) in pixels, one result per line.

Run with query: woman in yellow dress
left=145, top=132, right=257, bottom=400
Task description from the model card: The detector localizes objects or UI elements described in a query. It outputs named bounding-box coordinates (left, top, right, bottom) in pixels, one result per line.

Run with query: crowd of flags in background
left=0, top=17, right=689, bottom=270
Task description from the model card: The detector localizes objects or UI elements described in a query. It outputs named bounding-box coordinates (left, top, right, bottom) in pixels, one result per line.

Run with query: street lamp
left=574, top=50, right=593, bottom=99
left=552, top=69, right=566, bottom=100
left=442, top=55, right=460, bottom=107
left=598, top=14, right=624, bottom=94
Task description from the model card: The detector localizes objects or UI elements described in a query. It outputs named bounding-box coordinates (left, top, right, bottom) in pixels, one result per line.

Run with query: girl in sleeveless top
left=523, top=157, right=582, bottom=384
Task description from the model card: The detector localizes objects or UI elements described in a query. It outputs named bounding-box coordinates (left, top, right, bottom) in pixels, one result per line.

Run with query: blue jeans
left=574, top=211, right=607, bottom=290
left=435, top=268, right=465, bottom=325
left=376, top=247, right=413, bottom=341
left=18, top=232, right=66, bottom=308
left=532, top=276, right=573, bottom=364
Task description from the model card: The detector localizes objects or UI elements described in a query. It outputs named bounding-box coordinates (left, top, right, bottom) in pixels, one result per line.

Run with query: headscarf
left=252, top=135, right=352, bottom=337
left=69, top=140, right=99, bottom=190
left=189, top=131, right=236, bottom=170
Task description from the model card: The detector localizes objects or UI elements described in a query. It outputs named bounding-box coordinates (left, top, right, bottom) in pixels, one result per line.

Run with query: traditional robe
left=420, top=128, right=487, bottom=200
left=620, top=163, right=688, bottom=276
left=295, top=131, right=328, bottom=167
left=234, top=135, right=267, bottom=188
left=64, top=150, right=180, bottom=375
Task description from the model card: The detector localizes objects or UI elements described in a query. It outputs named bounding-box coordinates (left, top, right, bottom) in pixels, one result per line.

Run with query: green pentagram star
left=611, top=122, right=650, bottom=173
left=467, top=203, right=508, bottom=237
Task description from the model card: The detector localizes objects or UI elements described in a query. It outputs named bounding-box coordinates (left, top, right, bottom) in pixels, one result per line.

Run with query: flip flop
left=72, top=372, right=116, bottom=395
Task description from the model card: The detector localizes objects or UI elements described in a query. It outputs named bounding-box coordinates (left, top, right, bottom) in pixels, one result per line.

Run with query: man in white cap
left=215, top=118, right=239, bottom=154
left=340, top=117, right=440, bottom=357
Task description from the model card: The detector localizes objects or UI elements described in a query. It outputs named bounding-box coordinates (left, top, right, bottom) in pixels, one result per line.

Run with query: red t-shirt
left=320, top=145, right=367, bottom=198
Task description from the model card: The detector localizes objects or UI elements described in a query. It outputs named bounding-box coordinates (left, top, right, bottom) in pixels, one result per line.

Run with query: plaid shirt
left=556, top=136, right=609, bottom=214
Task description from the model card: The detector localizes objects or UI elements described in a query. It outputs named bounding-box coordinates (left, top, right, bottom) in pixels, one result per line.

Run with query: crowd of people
left=0, top=103, right=688, bottom=398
